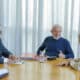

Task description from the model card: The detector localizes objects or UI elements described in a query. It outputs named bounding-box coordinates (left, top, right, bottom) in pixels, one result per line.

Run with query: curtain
left=0, top=0, right=80, bottom=57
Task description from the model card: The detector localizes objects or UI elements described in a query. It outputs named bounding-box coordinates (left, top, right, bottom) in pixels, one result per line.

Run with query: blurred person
left=0, top=26, right=17, bottom=64
left=37, top=24, right=74, bottom=59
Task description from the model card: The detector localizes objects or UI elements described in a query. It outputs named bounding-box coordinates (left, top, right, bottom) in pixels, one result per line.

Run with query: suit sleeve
left=0, top=57, right=4, bottom=64
left=65, top=40, right=74, bottom=58
left=37, top=38, right=47, bottom=56
left=1, top=41, right=12, bottom=58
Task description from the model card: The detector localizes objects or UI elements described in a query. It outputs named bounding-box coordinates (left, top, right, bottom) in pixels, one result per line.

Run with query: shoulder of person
left=61, top=37, right=70, bottom=44
left=44, top=36, right=53, bottom=41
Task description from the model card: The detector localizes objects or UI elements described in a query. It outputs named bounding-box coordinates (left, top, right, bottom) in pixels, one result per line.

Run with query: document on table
left=0, top=69, right=9, bottom=78
left=8, top=59, right=25, bottom=64
left=14, top=60, right=24, bottom=64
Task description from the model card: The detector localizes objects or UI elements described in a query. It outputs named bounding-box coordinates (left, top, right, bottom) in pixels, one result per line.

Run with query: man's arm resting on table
left=37, top=37, right=48, bottom=56
left=65, top=40, right=74, bottom=59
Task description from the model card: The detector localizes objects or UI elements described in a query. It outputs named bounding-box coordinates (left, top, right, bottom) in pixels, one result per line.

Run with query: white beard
left=53, top=35, right=61, bottom=40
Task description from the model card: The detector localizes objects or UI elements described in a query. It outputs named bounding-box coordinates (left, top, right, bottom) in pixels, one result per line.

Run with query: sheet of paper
left=8, top=59, right=25, bottom=64
left=0, top=69, right=9, bottom=76
left=14, top=61, right=24, bottom=64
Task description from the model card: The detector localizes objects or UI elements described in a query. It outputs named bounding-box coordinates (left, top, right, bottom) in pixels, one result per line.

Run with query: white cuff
left=4, top=58, right=9, bottom=63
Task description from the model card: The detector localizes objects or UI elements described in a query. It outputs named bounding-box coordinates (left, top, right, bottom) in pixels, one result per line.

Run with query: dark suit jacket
left=0, top=39, right=12, bottom=63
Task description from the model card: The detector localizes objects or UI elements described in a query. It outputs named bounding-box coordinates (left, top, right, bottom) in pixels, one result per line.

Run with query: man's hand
left=4, top=55, right=17, bottom=64
left=59, top=51, right=65, bottom=58
left=9, top=55, right=17, bottom=60
left=56, top=61, right=70, bottom=66
left=6, top=55, right=19, bottom=64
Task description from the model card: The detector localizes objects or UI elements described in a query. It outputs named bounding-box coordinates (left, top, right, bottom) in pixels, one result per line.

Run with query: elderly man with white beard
left=37, top=24, right=74, bottom=59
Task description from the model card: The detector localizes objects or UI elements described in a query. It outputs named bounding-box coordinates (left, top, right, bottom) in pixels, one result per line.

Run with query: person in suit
left=37, top=24, right=74, bottom=59
left=0, top=27, right=17, bottom=64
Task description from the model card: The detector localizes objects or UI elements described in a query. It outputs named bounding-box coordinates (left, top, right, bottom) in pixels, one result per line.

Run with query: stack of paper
left=0, top=69, right=9, bottom=78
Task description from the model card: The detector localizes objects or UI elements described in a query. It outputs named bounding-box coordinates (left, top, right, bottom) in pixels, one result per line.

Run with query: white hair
left=51, top=24, right=62, bottom=32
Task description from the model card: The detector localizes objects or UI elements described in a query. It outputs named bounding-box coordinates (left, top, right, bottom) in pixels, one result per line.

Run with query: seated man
left=37, top=24, right=74, bottom=59
left=0, top=29, right=17, bottom=64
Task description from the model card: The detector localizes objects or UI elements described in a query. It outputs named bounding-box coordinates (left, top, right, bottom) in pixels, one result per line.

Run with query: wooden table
left=0, top=59, right=80, bottom=80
